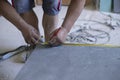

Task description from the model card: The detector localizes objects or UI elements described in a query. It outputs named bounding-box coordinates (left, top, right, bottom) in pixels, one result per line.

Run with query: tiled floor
left=0, top=6, right=120, bottom=80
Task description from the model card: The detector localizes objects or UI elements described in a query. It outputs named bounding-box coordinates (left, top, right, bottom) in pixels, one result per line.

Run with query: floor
left=0, top=5, right=120, bottom=80
left=15, top=45, right=120, bottom=80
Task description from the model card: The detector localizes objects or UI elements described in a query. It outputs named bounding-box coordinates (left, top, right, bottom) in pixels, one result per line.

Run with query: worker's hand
left=49, top=27, right=68, bottom=46
left=21, top=25, right=40, bottom=45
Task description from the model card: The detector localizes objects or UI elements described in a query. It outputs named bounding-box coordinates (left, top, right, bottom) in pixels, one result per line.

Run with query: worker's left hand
left=49, top=27, right=68, bottom=46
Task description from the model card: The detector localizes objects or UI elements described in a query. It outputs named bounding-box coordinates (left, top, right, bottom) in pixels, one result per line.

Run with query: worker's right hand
left=21, top=25, right=40, bottom=45
left=49, top=27, right=68, bottom=46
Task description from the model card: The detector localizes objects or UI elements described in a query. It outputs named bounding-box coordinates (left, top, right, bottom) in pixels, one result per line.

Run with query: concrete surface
left=15, top=45, right=120, bottom=80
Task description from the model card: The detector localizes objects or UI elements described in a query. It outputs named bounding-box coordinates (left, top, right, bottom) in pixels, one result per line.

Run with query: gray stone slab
left=15, top=45, right=120, bottom=80
left=113, top=0, right=120, bottom=13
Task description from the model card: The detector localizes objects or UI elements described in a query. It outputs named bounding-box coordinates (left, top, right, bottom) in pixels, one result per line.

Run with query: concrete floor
left=0, top=6, right=120, bottom=80
left=15, top=45, right=120, bottom=80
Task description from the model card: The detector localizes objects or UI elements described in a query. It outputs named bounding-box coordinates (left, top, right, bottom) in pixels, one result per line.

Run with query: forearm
left=62, top=0, right=86, bottom=33
left=0, top=0, right=28, bottom=31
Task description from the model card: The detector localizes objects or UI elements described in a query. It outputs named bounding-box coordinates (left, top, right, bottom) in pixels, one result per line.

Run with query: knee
left=42, top=0, right=62, bottom=15
left=13, top=0, right=35, bottom=14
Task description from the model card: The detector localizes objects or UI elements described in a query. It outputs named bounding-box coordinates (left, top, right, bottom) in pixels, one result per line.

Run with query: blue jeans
left=12, top=0, right=62, bottom=15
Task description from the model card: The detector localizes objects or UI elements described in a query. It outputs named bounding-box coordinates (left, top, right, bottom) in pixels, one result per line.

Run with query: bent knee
left=13, top=0, right=35, bottom=13
left=42, top=0, right=62, bottom=15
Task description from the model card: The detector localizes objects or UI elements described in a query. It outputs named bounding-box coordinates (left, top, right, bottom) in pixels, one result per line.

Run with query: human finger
left=49, top=37, right=62, bottom=47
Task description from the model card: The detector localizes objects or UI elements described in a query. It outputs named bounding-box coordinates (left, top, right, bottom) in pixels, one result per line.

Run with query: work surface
left=15, top=45, right=120, bottom=80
